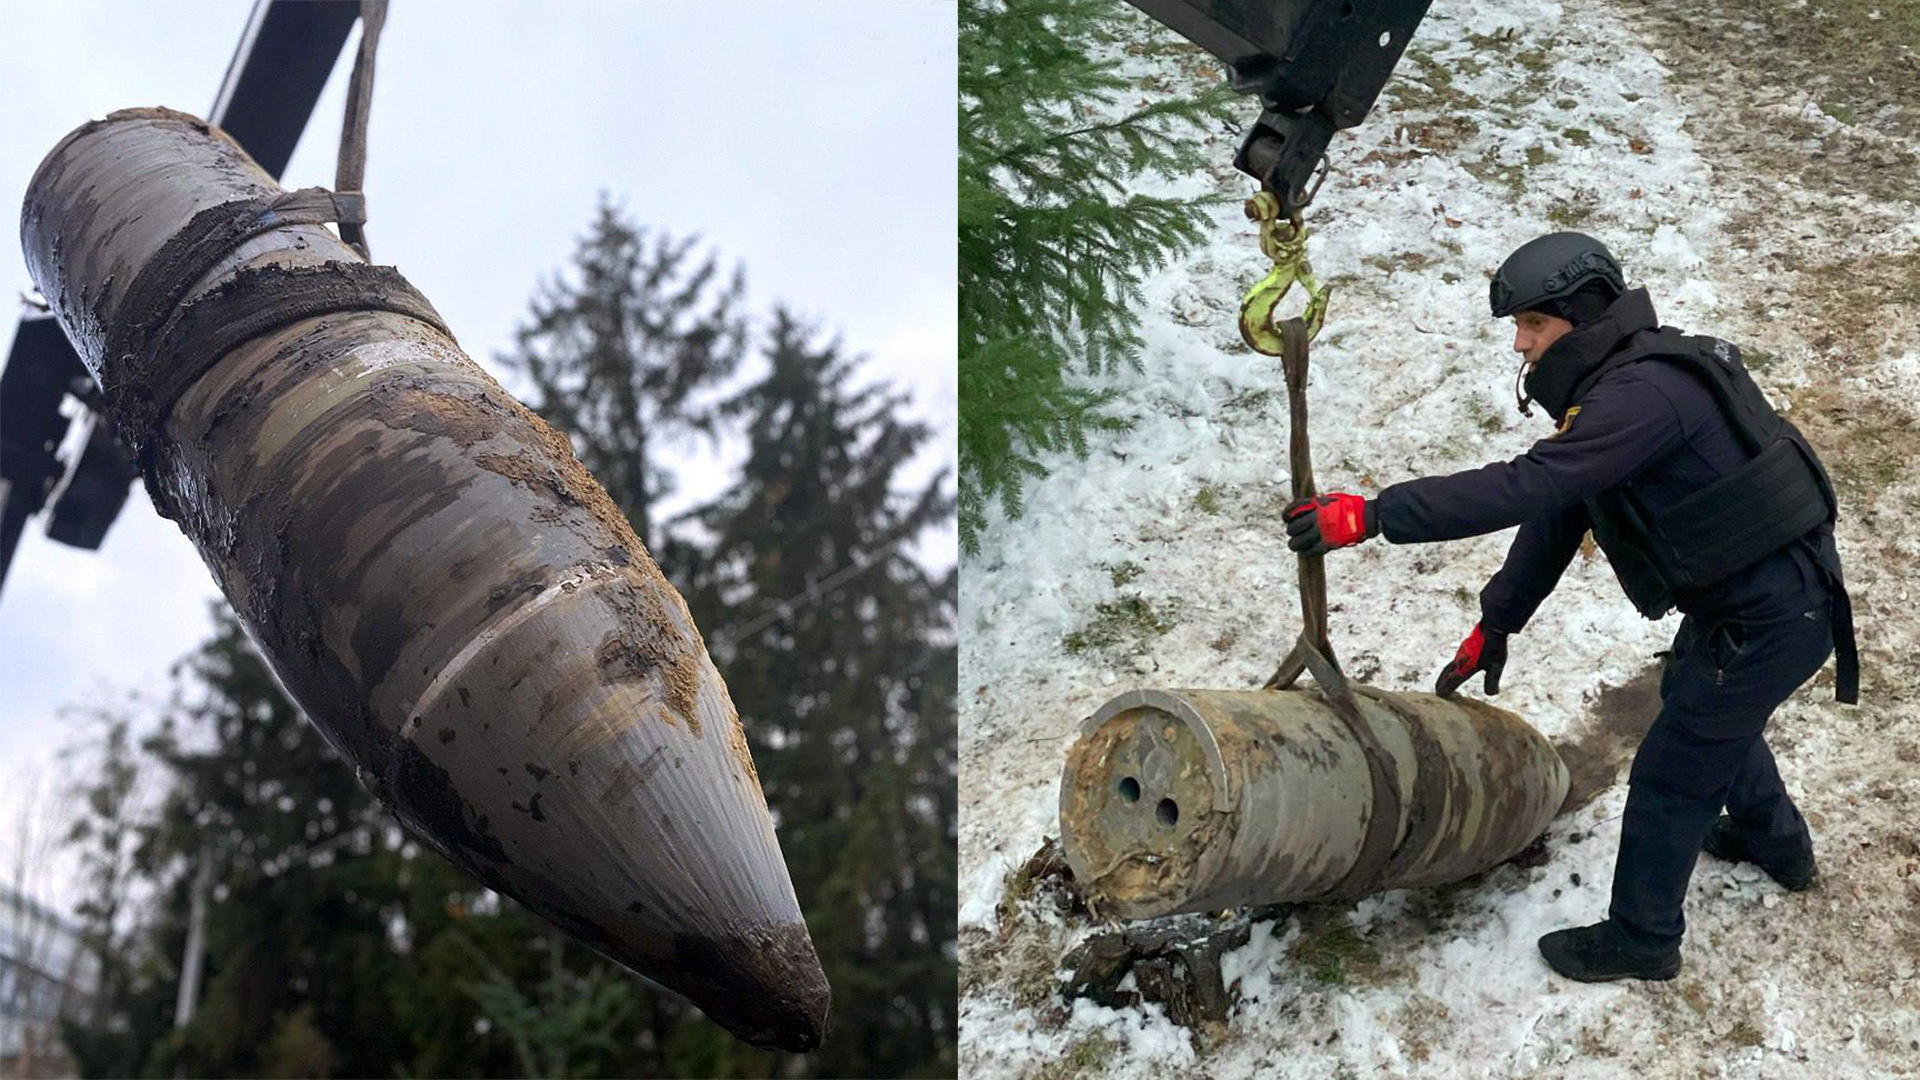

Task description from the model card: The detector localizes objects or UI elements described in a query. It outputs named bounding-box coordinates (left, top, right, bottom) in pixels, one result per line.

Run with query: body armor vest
left=1573, top=330, right=1838, bottom=620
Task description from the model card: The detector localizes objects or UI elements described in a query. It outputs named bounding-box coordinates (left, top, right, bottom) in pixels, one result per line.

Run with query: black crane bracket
left=1127, top=0, right=1434, bottom=215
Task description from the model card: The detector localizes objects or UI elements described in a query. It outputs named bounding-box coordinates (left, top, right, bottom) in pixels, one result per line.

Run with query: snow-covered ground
left=959, top=2, right=1920, bottom=1077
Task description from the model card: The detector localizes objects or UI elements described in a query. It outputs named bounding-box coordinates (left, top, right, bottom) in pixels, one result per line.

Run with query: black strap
left=1351, top=685, right=1449, bottom=887
left=1831, top=580, right=1859, bottom=704
left=1294, top=641, right=1404, bottom=900
left=335, top=0, right=388, bottom=259
left=106, top=188, right=367, bottom=391
left=115, top=260, right=450, bottom=519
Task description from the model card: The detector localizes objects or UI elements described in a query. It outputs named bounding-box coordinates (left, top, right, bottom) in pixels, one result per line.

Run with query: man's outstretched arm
left=1374, top=370, right=1687, bottom=544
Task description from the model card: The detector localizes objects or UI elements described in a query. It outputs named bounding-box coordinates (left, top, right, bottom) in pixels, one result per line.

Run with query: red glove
left=1283, top=493, right=1378, bottom=556
left=1436, top=622, right=1509, bottom=697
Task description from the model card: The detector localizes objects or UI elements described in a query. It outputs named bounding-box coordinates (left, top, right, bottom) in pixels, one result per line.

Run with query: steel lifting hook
left=1237, top=190, right=1331, bottom=355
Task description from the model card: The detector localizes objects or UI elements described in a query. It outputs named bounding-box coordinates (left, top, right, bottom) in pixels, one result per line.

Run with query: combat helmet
left=1489, top=231, right=1625, bottom=320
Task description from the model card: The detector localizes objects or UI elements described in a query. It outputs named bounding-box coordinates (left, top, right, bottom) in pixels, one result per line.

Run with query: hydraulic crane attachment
left=1127, top=0, right=1433, bottom=214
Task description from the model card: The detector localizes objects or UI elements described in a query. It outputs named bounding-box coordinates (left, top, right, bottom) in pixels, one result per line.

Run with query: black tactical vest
left=1571, top=330, right=1858, bottom=702
left=1573, top=330, right=1835, bottom=614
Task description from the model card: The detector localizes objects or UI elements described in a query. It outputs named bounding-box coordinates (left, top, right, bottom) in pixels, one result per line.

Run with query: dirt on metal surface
left=21, top=108, right=827, bottom=1051
left=1061, top=685, right=1567, bottom=919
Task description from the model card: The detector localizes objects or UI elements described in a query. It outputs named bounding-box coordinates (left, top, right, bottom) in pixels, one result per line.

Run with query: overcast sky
left=0, top=0, right=956, bottom=897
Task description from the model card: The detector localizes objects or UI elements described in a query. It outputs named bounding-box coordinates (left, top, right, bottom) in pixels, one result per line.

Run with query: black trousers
left=1607, top=600, right=1833, bottom=953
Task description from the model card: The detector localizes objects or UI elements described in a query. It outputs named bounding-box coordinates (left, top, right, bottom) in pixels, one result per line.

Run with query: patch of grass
left=1831, top=443, right=1908, bottom=503
left=1001, top=860, right=1039, bottom=911
left=1578, top=1028, right=1620, bottom=1058
left=1036, top=1034, right=1121, bottom=1080
left=1400, top=114, right=1481, bottom=151
left=1362, top=250, right=1437, bottom=275
left=1192, top=484, right=1224, bottom=514
left=1788, top=384, right=1920, bottom=505
left=1545, top=188, right=1602, bottom=228
left=1292, top=922, right=1381, bottom=985
left=1452, top=585, right=1476, bottom=608
left=1105, top=560, right=1144, bottom=588
left=961, top=924, right=1063, bottom=1010
left=1227, top=387, right=1275, bottom=412
left=1384, top=49, right=1486, bottom=115
left=1820, top=98, right=1859, bottom=126
left=1063, top=595, right=1179, bottom=655
left=1727, top=1019, right=1766, bottom=1048
left=1679, top=981, right=1713, bottom=1017
left=1525, top=144, right=1552, bottom=168
left=1742, top=347, right=1780, bottom=373
left=1514, top=46, right=1553, bottom=73
left=1463, top=394, right=1507, bottom=434
left=1639, top=0, right=1920, bottom=204
left=1561, top=126, right=1592, bottom=147
left=1004, top=937, right=1063, bottom=1009
left=1460, top=155, right=1529, bottom=197
left=1395, top=992, right=1452, bottom=1062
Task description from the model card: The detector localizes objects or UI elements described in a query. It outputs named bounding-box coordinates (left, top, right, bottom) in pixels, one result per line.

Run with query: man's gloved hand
left=1436, top=622, right=1509, bottom=697
left=1283, top=493, right=1379, bottom=556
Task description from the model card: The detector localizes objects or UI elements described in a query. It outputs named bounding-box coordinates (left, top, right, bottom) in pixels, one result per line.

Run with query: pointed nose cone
left=18, top=106, right=830, bottom=1053
left=378, top=561, right=832, bottom=1050
left=667, top=922, right=833, bottom=1050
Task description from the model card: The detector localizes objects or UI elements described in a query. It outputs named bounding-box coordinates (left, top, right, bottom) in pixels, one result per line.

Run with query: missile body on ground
left=1060, top=686, right=1568, bottom=920
left=21, top=108, right=828, bottom=1049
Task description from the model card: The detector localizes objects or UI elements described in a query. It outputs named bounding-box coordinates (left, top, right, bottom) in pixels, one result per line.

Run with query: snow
left=960, top=1, right=1920, bottom=1077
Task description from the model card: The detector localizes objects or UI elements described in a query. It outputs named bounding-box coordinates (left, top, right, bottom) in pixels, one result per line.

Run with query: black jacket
left=1373, top=290, right=1836, bottom=634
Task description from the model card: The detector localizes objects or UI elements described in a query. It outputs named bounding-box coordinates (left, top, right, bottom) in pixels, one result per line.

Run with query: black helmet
left=1488, top=232, right=1625, bottom=319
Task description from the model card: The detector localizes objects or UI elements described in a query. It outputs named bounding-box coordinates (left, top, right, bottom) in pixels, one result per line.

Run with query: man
left=1280, top=231, right=1858, bottom=982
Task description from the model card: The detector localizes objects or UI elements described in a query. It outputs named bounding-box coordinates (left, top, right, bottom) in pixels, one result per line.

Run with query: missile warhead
left=1060, top=686, right=1568, bottom=920
left=21, top=107, right=829, bottom=1049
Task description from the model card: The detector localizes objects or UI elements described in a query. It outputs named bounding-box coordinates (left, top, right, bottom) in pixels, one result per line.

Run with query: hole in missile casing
left=1118, top=777, right=1141, bottom=802
left=1157, top=799, right=1179, bottom=827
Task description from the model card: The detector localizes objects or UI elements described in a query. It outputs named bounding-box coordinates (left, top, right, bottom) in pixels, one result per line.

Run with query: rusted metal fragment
left=21, top=107, right=827, bottom=1050
left=1060, top=918, right=1252, bottom=1027
left=1059, top=687, right=1568, bottom=919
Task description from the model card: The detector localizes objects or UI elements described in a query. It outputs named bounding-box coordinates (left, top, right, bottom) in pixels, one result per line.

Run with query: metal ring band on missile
left=107, top=187, right=367, bottom=373
left=111, top=261, right=451, bottom=517
left=1297, top=642, right=1405, bottom=900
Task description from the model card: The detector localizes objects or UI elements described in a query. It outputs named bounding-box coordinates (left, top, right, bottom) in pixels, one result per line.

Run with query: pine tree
left=671, top=309, right=957, bottom=1079
left=958, top=0, right=1232, bottom=550
left=497, top=194, right=750, bottom=550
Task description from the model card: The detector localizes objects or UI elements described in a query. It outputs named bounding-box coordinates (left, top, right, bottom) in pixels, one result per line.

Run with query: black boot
left=1538, top=920, right=1681, bottom=982
left=1701, top=814, right=1817, bottom=892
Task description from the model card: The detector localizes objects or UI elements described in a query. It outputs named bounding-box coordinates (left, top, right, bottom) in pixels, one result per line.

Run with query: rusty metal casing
left=21, top=108, right=828, bottom=1049
left=1059, top=687, right=1569, bottom=919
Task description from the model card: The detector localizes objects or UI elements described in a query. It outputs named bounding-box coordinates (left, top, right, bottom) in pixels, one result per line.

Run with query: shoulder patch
left=1553, top=405, right=1582, bottom=437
